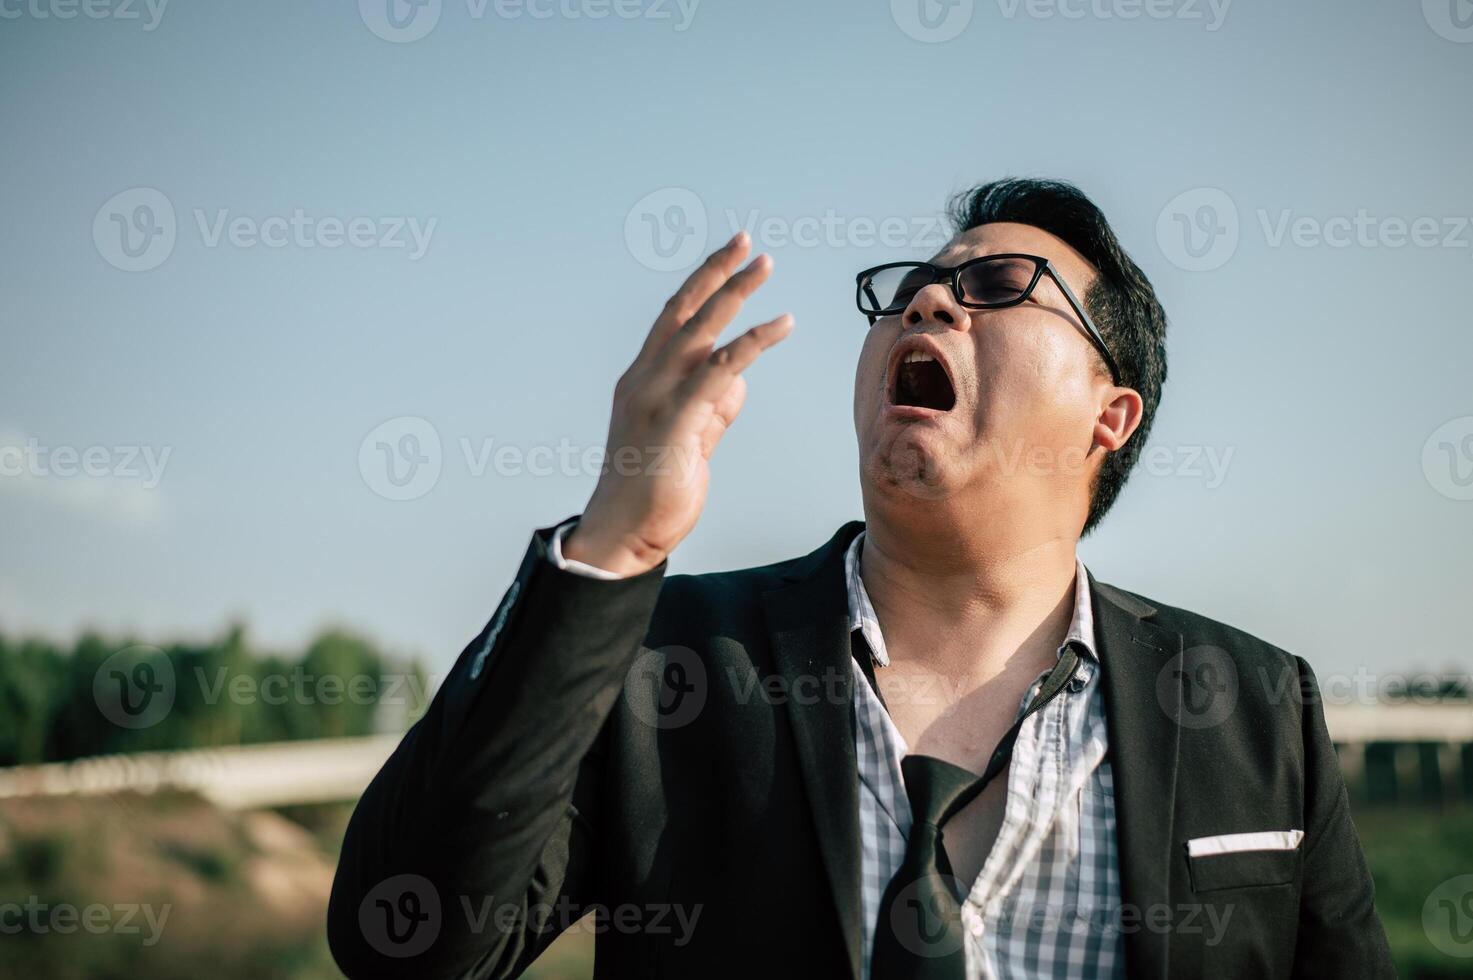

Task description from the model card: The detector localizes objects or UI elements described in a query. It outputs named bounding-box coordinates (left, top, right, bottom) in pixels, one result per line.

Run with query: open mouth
left=891, top=350, right=956, bottom=412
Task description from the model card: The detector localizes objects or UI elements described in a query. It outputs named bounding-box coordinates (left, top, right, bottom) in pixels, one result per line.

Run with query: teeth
left=902, top=351, right=936, bottom=364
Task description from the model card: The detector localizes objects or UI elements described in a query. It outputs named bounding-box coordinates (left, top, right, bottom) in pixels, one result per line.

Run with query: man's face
left=853, top=221, right=1114, bottom=506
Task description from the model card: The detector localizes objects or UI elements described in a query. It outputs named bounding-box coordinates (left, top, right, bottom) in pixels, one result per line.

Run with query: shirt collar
left=844, top=530, right=1098, bottom=669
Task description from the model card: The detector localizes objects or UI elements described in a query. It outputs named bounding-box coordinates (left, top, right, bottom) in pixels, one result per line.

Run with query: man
left=328, top=179, right=1394, bottom=978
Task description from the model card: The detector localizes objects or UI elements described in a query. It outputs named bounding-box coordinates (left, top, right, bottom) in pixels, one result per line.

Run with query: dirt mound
left=0, top=792, right=342, bottom=980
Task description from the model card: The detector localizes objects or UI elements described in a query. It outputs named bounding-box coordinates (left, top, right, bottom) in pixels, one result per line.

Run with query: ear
left=1092, top=386, right=1144, bottom=453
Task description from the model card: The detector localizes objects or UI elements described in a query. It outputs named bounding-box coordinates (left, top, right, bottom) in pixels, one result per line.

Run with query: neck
left=858, top=487, right=1082, bottom=679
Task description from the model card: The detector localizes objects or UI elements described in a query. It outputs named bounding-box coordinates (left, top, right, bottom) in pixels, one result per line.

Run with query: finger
left=637, top=232, right=751, bottom=361
left=663, top=253, right=774, bottom=366
left=698, top=374, right=747, bottom=458
left=711, top=373, right=747, bottom=429
left=679, top=313, right=793, bottom=407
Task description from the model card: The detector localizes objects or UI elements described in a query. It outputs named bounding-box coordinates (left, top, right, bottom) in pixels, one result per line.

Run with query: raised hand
left=563, top=232, right=793, bottom=577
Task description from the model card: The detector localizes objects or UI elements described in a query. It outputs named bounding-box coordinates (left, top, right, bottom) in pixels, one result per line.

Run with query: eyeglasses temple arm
left=1046, top=265, right=1123, bottom=385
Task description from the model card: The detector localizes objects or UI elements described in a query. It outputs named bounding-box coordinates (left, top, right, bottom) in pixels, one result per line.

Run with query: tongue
left=896, top=360, right=955, bottom=411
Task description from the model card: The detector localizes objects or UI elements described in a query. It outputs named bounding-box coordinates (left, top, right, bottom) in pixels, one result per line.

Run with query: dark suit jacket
left=328, top=520, right=1394, bottom=979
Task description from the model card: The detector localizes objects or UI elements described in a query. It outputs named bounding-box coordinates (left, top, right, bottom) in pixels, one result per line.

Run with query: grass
left=1356, top=804, right=1473, bottom=978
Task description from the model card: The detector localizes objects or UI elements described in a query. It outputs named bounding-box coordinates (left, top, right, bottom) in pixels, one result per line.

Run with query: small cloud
left=0, top=427, right=168, bottom=528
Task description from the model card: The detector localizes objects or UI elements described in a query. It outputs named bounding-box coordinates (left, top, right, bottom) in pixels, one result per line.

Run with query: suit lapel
left=1091, top=574, right=1183, bottom=980
left=762, top=522, right=865, bottom=980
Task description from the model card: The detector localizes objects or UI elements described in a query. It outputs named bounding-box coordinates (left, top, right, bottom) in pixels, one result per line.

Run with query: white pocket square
left=1187, top=830, right=1305, bottom=857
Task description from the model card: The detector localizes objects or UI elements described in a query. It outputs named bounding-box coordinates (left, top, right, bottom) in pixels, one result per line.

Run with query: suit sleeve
left=327, top=520, right=666, bottom=979
left=1290, top=657, right=1395, bottom=979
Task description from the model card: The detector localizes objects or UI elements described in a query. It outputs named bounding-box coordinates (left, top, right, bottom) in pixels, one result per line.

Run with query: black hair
left=947, top=177, right=1169, bottom=534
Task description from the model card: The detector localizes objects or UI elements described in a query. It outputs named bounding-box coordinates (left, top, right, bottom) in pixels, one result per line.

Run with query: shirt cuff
left=547, top=519, right=625, bottom=581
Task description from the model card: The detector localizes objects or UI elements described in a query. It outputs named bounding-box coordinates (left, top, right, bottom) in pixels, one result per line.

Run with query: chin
left=862, top=427, right=963, bottom=503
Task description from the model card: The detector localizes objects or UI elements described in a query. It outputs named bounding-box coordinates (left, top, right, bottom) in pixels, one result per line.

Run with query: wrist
left=562, top=523, right=666, bottom=578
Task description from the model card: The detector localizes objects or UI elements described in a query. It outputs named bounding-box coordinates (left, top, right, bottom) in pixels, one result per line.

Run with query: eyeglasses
left=855, top=253, right=1122, bottom=384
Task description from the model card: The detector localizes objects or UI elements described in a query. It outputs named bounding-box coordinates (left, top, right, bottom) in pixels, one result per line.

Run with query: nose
left=902, top=282, right=969, bottom=331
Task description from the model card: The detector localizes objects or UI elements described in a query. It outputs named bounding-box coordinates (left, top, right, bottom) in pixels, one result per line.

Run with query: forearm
left=327, top=522, right=666, bottom=978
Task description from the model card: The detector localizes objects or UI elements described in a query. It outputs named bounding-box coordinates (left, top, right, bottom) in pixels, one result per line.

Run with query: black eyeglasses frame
left=854, top=253, right=1122, bottom=385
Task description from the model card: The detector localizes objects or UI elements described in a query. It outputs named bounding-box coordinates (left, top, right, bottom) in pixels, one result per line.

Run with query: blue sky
left=3, top=0, right=1471, bottom=684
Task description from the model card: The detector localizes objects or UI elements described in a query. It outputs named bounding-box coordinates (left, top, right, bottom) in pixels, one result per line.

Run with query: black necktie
left=869, top=646, right=1081, bottom=979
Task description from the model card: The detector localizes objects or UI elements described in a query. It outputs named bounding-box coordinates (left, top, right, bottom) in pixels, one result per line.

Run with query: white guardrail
left=0, top=705, right=1470, bottom=810
left=0, top=734, right=401, bottom=810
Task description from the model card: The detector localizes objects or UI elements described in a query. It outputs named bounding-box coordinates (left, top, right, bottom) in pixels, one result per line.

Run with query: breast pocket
left=1185, top=830, right=1304, bottom=892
